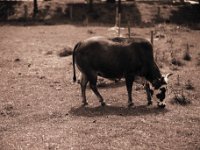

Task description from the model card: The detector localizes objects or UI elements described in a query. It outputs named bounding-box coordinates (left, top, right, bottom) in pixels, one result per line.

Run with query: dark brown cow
left=72, top=36, right=172, bottom=108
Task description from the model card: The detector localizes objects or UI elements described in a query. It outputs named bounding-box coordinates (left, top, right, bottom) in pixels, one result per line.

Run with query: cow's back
left=74, top=36, right=157, bottom=79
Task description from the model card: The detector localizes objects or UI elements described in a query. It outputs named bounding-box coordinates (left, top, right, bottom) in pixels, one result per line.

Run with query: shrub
left=185, top=80, right=194, bottom=90
left=58, top=47, right=72, bottom=57
left=171, top=58, right=184, bottom=66
left=171, top=95, right=191, bottom=106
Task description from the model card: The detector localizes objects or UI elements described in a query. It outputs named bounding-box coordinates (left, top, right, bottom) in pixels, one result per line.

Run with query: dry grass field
left=0, top=1, right=200, bottom=150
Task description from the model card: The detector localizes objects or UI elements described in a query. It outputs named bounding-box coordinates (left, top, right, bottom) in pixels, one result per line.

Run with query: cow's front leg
left=144, top=83, right=153, bottom=106
left=125, top=76, right=134, bottom=107
left=80, top=73, right=88, bottom=106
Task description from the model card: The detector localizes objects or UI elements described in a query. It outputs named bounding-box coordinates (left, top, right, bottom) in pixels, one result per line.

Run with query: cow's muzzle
left=156, top=86, right=167, bottom=109
left=157, top=101, right=166, bottom=108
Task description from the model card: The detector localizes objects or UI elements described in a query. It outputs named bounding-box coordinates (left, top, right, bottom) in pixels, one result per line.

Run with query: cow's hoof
left=82, top=102, right=88, bottom=107
left=101, top=102, right=106, bottom=107
left=128, top=103, right=134, bottom=108
left=147, top=101, right=152, bottom=106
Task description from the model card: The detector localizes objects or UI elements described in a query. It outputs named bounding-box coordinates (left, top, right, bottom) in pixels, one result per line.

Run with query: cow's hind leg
left=125, top=75, right=134, bottom=107
left=88, top=72, right=105, bottom=106
left=80, top=73, right=89, bottom=106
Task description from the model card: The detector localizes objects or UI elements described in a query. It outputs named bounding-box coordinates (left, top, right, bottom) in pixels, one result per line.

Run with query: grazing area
left=0, top=1, right=200, bottom=150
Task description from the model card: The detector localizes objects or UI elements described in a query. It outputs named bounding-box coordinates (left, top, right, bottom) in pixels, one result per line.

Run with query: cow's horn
left=164, top=73, right=173, bottom=83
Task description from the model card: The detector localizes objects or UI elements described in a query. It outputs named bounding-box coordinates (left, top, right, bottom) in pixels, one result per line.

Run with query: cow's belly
left=96, top=69, right=124, bottom=79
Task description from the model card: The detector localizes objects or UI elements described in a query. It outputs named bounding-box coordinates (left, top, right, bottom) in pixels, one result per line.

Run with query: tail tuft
left=73, top=76, right=76, bottom=82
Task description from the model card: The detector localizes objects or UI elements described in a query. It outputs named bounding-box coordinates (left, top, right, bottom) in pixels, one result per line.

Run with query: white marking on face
left=160, top=84, right=167, bottom=90
left=155, top=85, right=167, bottom=107
left=157, top=99, right=166, bottom=106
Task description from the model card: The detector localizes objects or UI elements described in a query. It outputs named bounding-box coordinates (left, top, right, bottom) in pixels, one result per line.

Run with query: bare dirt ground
left=0, top=23, right=200, bottom=150
left=0, top=1, right=200, bottom=149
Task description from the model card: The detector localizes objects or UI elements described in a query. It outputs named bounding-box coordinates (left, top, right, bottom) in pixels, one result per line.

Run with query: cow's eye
left=160, top=87, right=166, bottom=92
left=156, top=93, right=161, bottom=99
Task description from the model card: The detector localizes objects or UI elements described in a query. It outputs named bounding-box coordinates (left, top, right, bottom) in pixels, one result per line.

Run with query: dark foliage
left=0, top=1, right=19, bottom=21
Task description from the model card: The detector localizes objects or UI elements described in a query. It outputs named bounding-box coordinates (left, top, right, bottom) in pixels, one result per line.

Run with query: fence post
left=118, top=0, right=122, bottom=37
left=151, top=30, right=154, bottom=47
left=127, top=16, right=131, bottom=39
left=115, top=7, right=118, bottom=27
left=69, top=5, right=73, bottom=20
left=24, top=5, right=28, bottom=21
left=186, top=43, right=189, bottom=53
left=157, top=7, right=160, bottom=21
left=118, top=13, right=121, bottom=37
left=33, top=0, right=38, bottom=19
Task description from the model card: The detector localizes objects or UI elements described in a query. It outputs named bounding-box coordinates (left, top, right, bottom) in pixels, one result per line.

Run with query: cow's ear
left=163, top=73, right=173, bottom=83
left=160, top=77, right=166, bottom=85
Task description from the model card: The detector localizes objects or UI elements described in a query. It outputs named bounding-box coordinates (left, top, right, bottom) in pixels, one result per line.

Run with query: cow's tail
left=73, top=42, right=81, bottom=82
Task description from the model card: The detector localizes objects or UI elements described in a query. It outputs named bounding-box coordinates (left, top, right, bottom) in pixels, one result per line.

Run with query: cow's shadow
left=69, top=104, right=169, bottom=117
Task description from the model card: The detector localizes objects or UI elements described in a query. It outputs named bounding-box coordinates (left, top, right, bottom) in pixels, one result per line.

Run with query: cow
left=72, top=36, right=172, bottom=108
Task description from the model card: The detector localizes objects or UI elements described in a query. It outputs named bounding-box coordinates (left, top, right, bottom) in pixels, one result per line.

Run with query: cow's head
left=152, top=73, right=173, bottom=108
